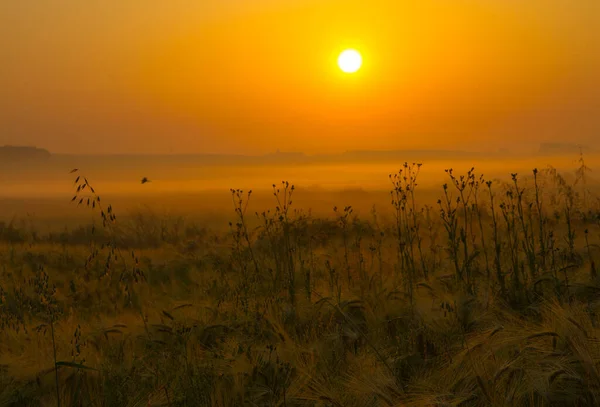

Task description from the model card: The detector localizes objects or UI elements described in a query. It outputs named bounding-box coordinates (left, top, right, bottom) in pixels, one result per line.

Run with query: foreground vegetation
left=1, top=157, right=600, bottom=406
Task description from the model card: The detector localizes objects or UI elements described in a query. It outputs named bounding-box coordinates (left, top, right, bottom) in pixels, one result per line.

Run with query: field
left=1, top=154, right=600, bottom=406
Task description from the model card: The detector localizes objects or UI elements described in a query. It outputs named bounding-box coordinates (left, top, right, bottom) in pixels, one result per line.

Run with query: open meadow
left=2, top=153, right=600, bottom=406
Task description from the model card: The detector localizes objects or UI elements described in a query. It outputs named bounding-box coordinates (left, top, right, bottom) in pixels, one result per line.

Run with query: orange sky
left=1, top=0, right=598, bottom=154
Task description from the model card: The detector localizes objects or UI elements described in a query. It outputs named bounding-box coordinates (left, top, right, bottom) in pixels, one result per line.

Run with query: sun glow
left=337, top=49, right=362, bottom=73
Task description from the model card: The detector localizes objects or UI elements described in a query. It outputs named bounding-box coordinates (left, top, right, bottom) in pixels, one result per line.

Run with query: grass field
left=1, top=156, right=600, bottom=406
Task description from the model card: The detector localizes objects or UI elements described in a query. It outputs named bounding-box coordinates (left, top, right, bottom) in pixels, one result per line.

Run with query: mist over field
left=2, top=148, right=598, bottom=226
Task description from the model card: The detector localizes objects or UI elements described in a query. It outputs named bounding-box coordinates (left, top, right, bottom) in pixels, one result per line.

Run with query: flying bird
left=141, top=177, right=151, bottom=184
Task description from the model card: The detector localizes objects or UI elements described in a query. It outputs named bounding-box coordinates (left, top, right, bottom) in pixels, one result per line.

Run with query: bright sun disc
left=338, top=49, right=362, bottom=73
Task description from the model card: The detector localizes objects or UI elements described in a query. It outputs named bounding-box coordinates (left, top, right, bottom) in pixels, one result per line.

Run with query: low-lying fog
left=1, top=151, right=598, bottom=232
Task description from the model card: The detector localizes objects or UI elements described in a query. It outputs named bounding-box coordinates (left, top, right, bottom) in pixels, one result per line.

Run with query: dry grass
left=1, top=157, right=600, bottom=406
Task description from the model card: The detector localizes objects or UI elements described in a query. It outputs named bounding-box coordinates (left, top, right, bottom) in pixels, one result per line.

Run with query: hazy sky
left=1, top=0, right=598, bottom=154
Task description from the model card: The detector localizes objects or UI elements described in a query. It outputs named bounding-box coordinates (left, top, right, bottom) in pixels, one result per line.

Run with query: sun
left=337, top=49, right=362, bottom=73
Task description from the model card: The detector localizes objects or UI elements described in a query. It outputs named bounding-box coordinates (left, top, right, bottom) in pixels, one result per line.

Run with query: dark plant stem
left=50, top=313, right=60, bottom=407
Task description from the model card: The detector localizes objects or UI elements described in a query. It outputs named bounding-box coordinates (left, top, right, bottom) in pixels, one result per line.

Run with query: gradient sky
left=1, top=0, right=598, bottom=154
